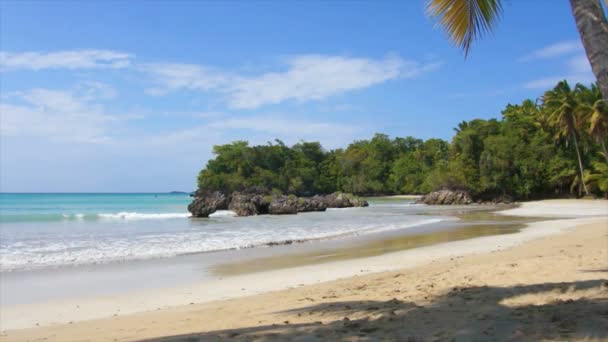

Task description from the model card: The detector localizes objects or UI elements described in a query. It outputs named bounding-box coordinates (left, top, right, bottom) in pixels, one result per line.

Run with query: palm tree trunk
left=572, top=132, right=590, bottom=195
left=570, top=0, right=608, bottom=102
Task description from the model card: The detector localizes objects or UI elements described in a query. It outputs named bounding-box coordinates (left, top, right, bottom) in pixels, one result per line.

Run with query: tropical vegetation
left=196, top=80, right=608, bottom=199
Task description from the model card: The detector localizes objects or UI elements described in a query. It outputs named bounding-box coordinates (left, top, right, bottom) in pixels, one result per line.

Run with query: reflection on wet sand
left=212, top=210, right=543, bottom=276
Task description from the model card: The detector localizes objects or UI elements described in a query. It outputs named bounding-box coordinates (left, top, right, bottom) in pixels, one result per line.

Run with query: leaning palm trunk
left=572, top=131, right=591, bottom=195
left=570, top=0, right=608, bottom=102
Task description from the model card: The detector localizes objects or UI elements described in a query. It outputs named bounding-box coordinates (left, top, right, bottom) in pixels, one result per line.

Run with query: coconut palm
left=588, top=99, right=608, bottom=160
left=543, top=81, right=590, bottom=195
left=426, top=0, right=608, bottom=102
left=585, top=160, right=608, bottom=197
left=575, top=83, right=608, bottom=161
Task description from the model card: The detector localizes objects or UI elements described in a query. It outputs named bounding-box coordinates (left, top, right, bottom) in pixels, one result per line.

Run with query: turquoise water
left=0, top=193, right=191, bottom=223
left=0, top=193, right=445, bottom=272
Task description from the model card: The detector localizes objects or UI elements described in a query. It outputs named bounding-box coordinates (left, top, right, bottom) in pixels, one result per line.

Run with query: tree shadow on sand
left=140, top=279, right=608, bottom=341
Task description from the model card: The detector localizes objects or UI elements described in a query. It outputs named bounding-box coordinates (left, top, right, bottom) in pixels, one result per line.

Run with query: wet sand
left=212, top=220, right=526, bottom=276
left=212, top=206, right=534, bottom=276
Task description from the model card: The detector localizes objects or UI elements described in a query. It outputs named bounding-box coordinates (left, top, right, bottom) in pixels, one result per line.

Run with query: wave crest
left=96, top=212, right=190, bottom=220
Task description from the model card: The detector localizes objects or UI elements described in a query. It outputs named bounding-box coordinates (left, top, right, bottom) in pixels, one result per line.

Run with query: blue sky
left=0, top=1, right=598, bottom=192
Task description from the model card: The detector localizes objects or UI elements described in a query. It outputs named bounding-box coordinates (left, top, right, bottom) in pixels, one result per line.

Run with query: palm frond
left=427, top=0, right=503, bottom=56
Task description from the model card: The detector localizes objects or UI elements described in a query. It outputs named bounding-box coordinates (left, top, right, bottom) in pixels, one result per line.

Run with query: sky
left=0, top=1, right=598, bottom=192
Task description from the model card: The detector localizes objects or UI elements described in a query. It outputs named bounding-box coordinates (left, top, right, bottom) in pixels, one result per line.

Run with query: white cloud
left=136, top=114, right=365, bottom=151
left=144, top=55, right=441, bottom=109
left=78, top=81, right=118, bottom=100
left=519, top=40, right=582, bottom=62
left=523, top=52, right=595, bottom=89
left=1, top=85, right=124, bottom=143
left=523, top=73, right=596, bottom=90
left=520, top=40, right=595, bottom=90
left=0, top=49, right=133, bottom=71
left=208, top=115, right=360, bottom=136
left=567, top=54, right=592, bottom=74
left=143, top=63, right=228, bottom=95
left=226, top=55, right=439, bottom=109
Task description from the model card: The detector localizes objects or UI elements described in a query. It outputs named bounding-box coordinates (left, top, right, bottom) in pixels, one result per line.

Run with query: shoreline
left=1, top=199, right=606, bottom=340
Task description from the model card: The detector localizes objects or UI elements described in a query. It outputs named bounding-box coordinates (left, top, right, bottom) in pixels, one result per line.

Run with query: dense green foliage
left=197, top=81, right=608, bottom=199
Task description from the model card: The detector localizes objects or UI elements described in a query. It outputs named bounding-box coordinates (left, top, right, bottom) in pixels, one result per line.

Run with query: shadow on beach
left=138, top=279, right=608, bottom=341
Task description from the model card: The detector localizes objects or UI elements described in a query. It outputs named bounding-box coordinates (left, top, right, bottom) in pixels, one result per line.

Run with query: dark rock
left=322, top=192, right=369, bottom=208
left=296, top=196, right=328, bottom=212
left=187, top=190, right=228, bottom=217
left=416, top=189, right=473, bottom=205
left=228, top=192, right=258, bottom=216
left=227, top=191, right=272, bottom=216
left=188, top=189, right=368, bottom=217
left=268, top=195, right=298, bottom=215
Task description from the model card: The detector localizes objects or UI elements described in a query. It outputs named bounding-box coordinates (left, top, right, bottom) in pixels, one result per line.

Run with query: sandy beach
left=1, top=200, right=607, bottom=341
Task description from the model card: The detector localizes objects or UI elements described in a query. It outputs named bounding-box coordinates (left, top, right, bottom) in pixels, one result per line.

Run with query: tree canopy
left=197, top=80, right=608, bottom=199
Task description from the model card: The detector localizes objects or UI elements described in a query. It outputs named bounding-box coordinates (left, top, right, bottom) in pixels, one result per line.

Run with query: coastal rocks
left=416, top=189, right=473, bottom=205
left=187, top=191, right=229, bottom=217
left=228, top=192, right=272, bottom=216
left=228, top=192, right=259, bottom=216
left=323, top=192, right=369, bottom=208
left=296, top=196, right=328, bottom=212
left=187, top=190, right=368, bottom=217
left=269, top=195, right=298, bottom=215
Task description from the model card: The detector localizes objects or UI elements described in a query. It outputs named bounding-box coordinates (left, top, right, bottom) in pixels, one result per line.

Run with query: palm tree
left=575, top=84, right=608, bottom=162
left=453, top=120, right=469, bottom=133
left=585, top=160, right=608, bottom=197
left=543, top=81, right=590, bottom=195
left=427, top=0, right=608, bottom=102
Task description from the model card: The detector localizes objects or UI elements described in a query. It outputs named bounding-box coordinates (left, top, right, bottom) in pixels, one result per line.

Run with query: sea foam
left=0, top=214, right=445, bottom=272
left=96, top=212, right=191, bottom=220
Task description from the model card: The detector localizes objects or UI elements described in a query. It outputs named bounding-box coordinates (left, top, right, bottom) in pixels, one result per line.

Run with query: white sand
left=498, top=199, right=608, bottom=217
left=1, top=200, right=606, bottom=331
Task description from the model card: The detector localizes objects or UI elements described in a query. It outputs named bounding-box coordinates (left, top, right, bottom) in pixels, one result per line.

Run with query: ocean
left=0, top=193, right=447, bottom=272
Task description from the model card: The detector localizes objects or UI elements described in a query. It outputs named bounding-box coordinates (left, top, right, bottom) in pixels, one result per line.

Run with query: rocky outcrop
left=296, top=196, right=328, bottom=212
left=416, top=189, right=473, bottom=205
left=228, top=192, right=259, bottom=216
left=187, top=190, right=229, bottom=217
left=323, top=192, right=369, bottom=208
left=269, top=195, right=299, bottom=215
left=188, top=190, right=368, bottom=217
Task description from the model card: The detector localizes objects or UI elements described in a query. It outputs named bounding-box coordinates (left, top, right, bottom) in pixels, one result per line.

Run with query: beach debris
left=298, top=297, right=315, bottom=302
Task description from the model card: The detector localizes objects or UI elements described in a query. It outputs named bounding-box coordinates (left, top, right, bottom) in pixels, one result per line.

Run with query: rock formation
left=188, top=190, right=368, bottom=217
left=296, top=195, right=328, bottom=212
left=323, top=192, right=370, bottom=208
left=416, top=189, right=473, bottom=205
left=268, top=195, right=299, bottom=215
left=187, top=190, right=229, bottom=217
